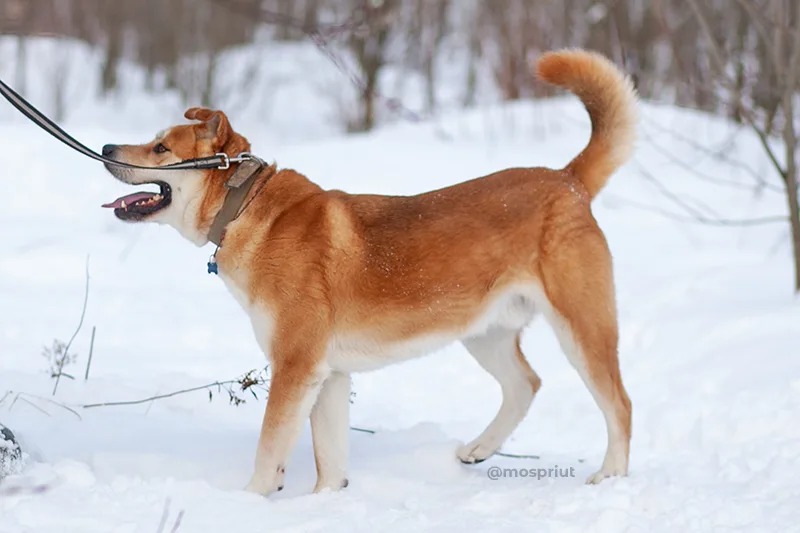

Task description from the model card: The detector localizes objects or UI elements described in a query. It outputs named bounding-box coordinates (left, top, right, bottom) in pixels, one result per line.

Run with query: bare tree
left=402, top=0, right=450, bottom=112
left=345, top=0, right=396, bottom=131
left=481, top=0, right=539, bottom=100
left=99, top=0, right=124, bottom=94
left=686, top=0, right=800, bottom=291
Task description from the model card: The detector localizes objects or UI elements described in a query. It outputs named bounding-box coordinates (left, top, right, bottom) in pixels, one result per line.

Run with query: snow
left=2, top=44, right=800, bottom=533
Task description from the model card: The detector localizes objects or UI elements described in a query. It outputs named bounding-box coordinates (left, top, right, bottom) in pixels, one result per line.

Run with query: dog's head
left=102, top=107, right=250, bottom=245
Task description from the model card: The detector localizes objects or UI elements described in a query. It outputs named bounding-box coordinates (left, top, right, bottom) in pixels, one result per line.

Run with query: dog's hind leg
left=457, top=328, right=541, bottom=464
left=538, top=226, right=632, bottom=484
left=311, top=371, right=351, bottom=492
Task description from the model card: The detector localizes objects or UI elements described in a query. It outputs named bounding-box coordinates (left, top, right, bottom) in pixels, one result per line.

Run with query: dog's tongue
left=102, top=192, right=156, bottom=209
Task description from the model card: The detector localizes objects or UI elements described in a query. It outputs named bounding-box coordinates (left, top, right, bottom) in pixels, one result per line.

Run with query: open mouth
left=102, top=181, right=172, bottom=221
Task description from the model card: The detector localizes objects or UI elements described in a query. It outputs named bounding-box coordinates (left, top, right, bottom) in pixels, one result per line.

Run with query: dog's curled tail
left=537, top=49, right=637, bottom=199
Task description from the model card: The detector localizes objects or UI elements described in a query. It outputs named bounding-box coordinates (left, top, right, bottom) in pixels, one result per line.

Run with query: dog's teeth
left=121, top=200, right=127, bottom=209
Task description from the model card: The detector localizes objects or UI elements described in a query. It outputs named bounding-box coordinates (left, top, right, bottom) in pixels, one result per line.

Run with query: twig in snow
left=156, top=498, right=183, bottom=533
left=495, top=451, right=540, bottom=460
left=10, top=396, right=50, bottom=417
left=84, top=326, right=96, bottom=381
left=52, top=256, right=90, bottom=396
left=349, top=426, right=376, bottom=434
left=83, top=381, right=246, bottom=408
left=6, top=392, right=82, bottom=420
left=156, top=499, right=170, bottom=533
left=169, top=510, right=184, bottom=533
left=83, top=368, right=270, bottom=409
left=155, top=498, right=184, bottom=533
left=80, top=371, right=377, bottom=436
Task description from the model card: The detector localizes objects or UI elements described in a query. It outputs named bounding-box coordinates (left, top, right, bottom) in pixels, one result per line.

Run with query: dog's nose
left=102, top=144, right=117, bottom=156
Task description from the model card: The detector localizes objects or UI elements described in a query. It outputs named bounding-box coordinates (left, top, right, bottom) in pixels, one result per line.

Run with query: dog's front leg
left=311, top=371, right=351, bottom=492
left=245, top=340, right=329, bottom=496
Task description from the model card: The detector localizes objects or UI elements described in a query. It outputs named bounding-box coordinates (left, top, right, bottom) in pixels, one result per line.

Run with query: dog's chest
left=219, top=272, right=276, bottom=357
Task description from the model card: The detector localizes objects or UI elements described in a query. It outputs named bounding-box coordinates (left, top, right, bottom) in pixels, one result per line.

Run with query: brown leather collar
left=207, top=155, right=270, bottom=246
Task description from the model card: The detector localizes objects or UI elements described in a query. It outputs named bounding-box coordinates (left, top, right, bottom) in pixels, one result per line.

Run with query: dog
left=101, top=49, right=635, bottom=495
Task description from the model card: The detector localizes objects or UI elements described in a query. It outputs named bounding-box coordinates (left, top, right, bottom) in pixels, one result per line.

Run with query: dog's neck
left=207, top=161, right=277, bottom=246
left=200, top=167, right=323, bottom=250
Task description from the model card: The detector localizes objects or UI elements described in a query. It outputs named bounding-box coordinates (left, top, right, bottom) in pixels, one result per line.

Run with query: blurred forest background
left=2, top=0, right=800, bottom=287
left=1, top=0, right=797, bottom=132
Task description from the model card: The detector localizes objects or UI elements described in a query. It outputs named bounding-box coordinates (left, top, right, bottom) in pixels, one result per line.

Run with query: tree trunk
left=784, top=66, right=800, bottom=292
left=15, top=35, right=26, bottom=95
left=347, top=0, right=394, bottom=132
left=102, top=25, right=122, bottom=93
left=462, top=18, right=480, bottom=107
left=422, top=0, right=449, bottom=113
left=201, top=51, right=218, bottom=108
left=780, top=0, right=800, bottom=292
left=787, top=172, right=800, bottom=292
left=276, top=0, right=293, bottom=41
left=362, top=83, right=376, bottom=131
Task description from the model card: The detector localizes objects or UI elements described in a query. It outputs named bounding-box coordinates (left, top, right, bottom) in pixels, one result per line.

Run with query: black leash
left=1, top=75, right=272, bottom=274
left=0, top=77, right=240, bottom=171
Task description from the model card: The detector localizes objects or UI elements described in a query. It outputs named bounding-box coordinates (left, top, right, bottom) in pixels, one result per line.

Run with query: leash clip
left=216, top=153, right=231, bottom=170
left=217, top=152, right=260, bottom=170
left=234, top=152, right=256, bottom=162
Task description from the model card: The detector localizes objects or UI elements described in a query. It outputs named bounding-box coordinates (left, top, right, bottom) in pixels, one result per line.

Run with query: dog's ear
left=184, top=107, right=231, bottom=146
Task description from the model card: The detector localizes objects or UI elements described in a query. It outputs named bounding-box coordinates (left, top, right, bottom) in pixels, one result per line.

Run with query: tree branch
left=683, top=0, right=788, bottom=184
left=642, top=119, right=783, bottom=194
left=733, top=0, right=779, bottom=69
left=625, top=165, right=787, bottom=226
left=605, top=194, right=787, bottom=227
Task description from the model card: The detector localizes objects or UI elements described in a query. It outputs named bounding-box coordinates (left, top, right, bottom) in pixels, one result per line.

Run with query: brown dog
left=101, top=49, right=636, bottom=495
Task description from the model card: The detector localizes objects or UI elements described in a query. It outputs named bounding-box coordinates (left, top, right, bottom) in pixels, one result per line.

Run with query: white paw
left=244, top=466, right=285, bottom=496
left=585, top=466, right=626, bottom=485
left=313, top=478, right=349, bottom=493
left=244, top=478, right=272, bottom=495
left=457, top=441, right=497, bottom=464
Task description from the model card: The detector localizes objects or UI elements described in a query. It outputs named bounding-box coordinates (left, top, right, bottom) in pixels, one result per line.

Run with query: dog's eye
left=154, top=143, right=169, bottom=154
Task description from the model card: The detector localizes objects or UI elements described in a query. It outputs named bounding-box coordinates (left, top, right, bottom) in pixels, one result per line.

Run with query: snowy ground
left=1, top=92, right=799, bottom=532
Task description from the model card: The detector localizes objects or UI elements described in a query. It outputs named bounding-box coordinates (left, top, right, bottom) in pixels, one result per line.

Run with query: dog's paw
left=244, top=477, right=273, bottom=496
left=457, top=442, right=496, bottom=464
left=585, top=466, right=626, bottom=485
left=313, top=478, right=349, bottom=493
left=244, top=466, right=285, bottom=496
